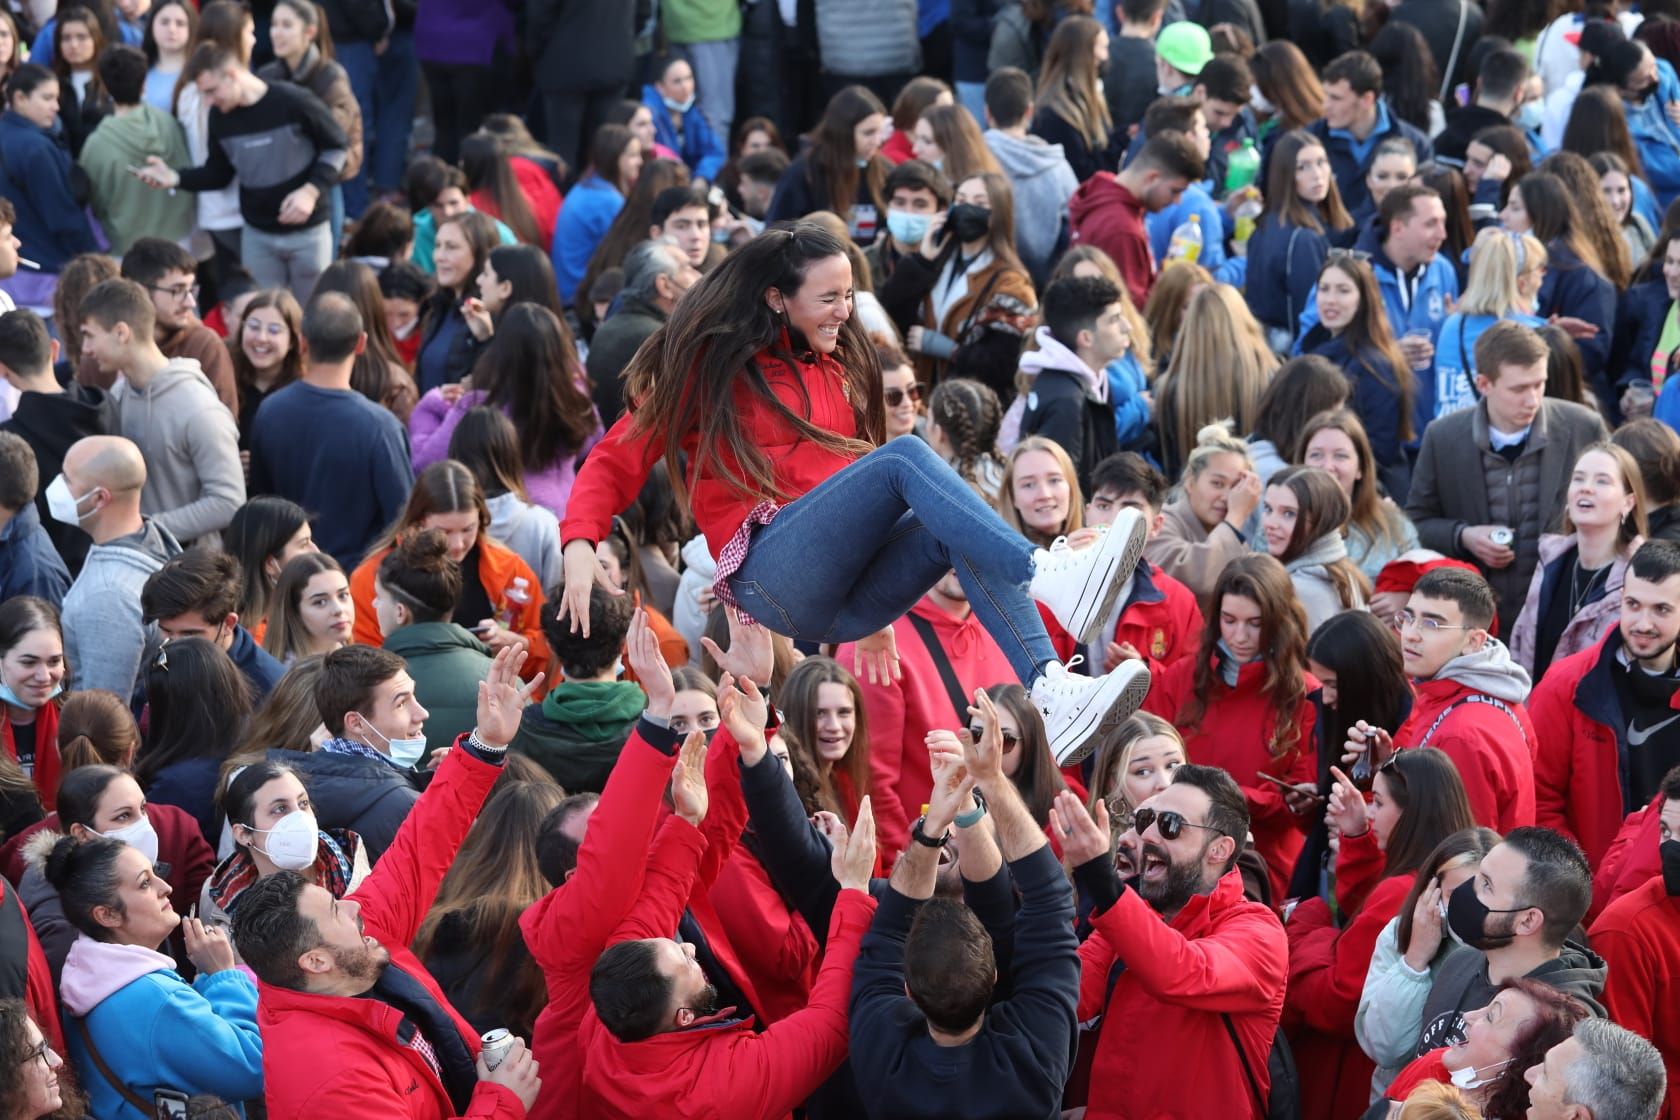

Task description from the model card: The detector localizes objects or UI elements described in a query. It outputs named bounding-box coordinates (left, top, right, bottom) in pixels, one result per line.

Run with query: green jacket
left=381, top=622, right=493, bottom=754
left=509, top=679, right=645, bottom=793
left=78, top=103, right=194, bottom=255
left=662, top=0, right=741, bottom=43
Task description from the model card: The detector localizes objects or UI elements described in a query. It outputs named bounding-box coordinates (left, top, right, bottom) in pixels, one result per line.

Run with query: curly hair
left=1182, top=554, right=1310, bottom=757
left=0, top=999, right=86, bottom=1119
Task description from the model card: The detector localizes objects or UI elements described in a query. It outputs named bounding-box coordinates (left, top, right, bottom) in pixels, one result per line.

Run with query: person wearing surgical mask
left=1588, top=38, right=1680, bottom=207
left=12, top=762, right=215, bottom=980
left=1368, top=979, right=1590, bottom=1119
left=863, top=159, right=950, bottom=293
left=640, top=55, right=727, bottom=184
left=0, top=597, right=66, bottom=819
left=200, top=760, right=369, bottom=944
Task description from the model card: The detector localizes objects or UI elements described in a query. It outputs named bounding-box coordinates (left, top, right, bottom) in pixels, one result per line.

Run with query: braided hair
left=927, top=378, right=1003, bottom=498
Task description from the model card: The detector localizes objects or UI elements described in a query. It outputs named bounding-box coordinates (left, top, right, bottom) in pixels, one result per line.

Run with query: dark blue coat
left=1611, top=278, right=1671, bottom=393
left=1537, top=240, right=1618, bottom=414
left=1304, top=328, right=1413, bottom=496
left=0, top=110, right=98, bottom=271
left=1306, top=102, right=1433, bottom=213
left=1246, top=215, right=1331, bottom=335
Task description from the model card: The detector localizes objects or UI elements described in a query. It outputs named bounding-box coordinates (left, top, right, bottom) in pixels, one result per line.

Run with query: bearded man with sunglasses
left=1057, top=762, right=1287, bottom=1118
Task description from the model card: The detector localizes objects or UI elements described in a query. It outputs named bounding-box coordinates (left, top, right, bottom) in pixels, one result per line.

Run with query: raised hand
left=1405, top=878, right=1447, bottom=971
left=1049, top=790, right=1112, bottom=867
left=924, top=732, right=973, bottom=834
left=852, top=626, right=902, bottom=686
left=1326, top=765, right=1370, bottom=837
left=670, top=730, right=710, bottom=826
left=717, top=673, right=769, bottom=764
left=183, top=916, right=236, bottom=975
left=700, top=609, right=774, bottom=684
left=626, top=609, right=675, bottom=719
left=474, top=645, right=542, bottom=748
left=556, top=539, right=621, bottom=636
left=963, top=688, right=1006, bottom=783
left=831, top=797, right=877, bottom=892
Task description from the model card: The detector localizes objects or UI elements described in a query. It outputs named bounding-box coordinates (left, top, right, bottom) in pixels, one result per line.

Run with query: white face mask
left=44, top=474, right=94, bottom=525
left=102, top=815, right=159, bottom=864
left=243, top=809, right=319, bottom=871
left=1449, top=1057, right=1514, bottom=1091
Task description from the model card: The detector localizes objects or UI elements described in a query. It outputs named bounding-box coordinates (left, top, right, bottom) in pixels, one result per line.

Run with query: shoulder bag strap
left=1285, top=227, right=1302, bottom=335
left=72, top=1015, right=155, bottom=1112
left=1440, top=0, right=1471, bottom=101
left=1221, top=1011, right=1268, bottom=1114
left=906, top=613, right=972, bottom=729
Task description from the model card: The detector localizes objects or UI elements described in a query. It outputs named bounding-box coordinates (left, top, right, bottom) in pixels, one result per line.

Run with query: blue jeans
left=339, top=29, right=418, bottom=213
left=726, top=435, right=1054, bottom=683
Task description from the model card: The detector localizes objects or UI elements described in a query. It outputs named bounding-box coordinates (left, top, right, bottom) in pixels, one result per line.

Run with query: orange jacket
left=350, top=540, right=548, bottom=688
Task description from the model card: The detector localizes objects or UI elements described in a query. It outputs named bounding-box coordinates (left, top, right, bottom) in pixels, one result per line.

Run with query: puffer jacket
left=1510, top=533, right=1640, bottom=677
left=814, top=0, right=918, bottom=76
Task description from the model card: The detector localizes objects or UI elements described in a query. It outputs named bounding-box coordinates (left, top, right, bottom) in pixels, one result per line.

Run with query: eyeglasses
left=148, top=282, right=200, bottom=302
left=1132, top=806, right=1226, bottom=841
left=1395, top=610, right=1477, bottom=634
left=1325, top=248, right=1373, bottom=266
left=885, top=385, right=922, bottom=408
left=19, top=1038, right=50, bottom=1066
left=969, top=725, right=1021, bottom=749
left=152, top=645, right=168, bottom=672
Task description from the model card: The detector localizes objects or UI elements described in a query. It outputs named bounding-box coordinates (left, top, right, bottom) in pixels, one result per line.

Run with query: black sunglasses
left=969, top=725, right=1021, bottom=749
left=885, top=384, right=923, bottom=408
left=1132, top=806, right=1225, bottom=841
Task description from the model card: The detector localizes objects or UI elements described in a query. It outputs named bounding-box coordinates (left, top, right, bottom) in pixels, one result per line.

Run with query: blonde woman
left=1031, top=15, right=1117, bottom=182
left=1431, top=228, right=1546, bottom=421
left=1143, top=423, right=1262, bottom=600
left=1085, top=712, right=1186, bottom=877
left=1141, top=259, right=1211, bottom=375
left=999, top=435, right=1084, bottom=547
left=1154, top=284, right=1279, bottom=477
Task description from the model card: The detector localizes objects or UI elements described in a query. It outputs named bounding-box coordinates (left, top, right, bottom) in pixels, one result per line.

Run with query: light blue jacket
left=641, top=83, right=726, bottom=182
left=1103, top=351, right=1152, bottom=449
left=1624, top=59, right=1680, bottom=210
left=552, top=174, right=624, bottom=303
left=1146, top=182, right=1228, bottom=274
left=60, top=936, right=263, bottom=1120
left=1430, top=310, right=1546, bottom=421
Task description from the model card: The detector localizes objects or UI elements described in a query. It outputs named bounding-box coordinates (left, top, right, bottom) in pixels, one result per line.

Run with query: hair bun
left=43, top=834, right=82, bottom=890
left=1195, top=419, right=1237, bottom=446
left=398, top=527, right=454, bottom=570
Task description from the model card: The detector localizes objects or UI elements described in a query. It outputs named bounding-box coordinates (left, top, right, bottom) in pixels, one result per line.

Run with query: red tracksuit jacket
left=1590, top=872, right=1680, bottom=1120
left=1394, top=677, right=1537, bottom=834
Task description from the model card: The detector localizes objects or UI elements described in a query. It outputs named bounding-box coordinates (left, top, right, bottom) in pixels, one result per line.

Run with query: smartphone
left=154, top=1090, right=189, bottom=1120
left=1257, top=772, right=1321, bottom=801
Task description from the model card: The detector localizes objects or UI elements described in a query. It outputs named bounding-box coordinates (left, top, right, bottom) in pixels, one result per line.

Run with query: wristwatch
left=910, top=815, right=950, bottom=849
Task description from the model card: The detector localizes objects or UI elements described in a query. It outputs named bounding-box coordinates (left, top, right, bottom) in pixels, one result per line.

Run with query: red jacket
left=1285, top=830, right=1413, bottom=1120
left=834, top=596, right=1016, bottom=859
left=1394, top=676, right=1537, bottom=834
left=256, top=745, right=522, bottom=1120
left=1042, top=559, right=1205, bottom=674
left=879, top=129, right=913, bottom=165
left=1, top=879, right=60, bottom=1052
left=1593, top=791, right=1665, bottom=924
left=1, top=803, right=213, bottom=917
left=1144, top=655, right=1319, bottom=901
left=1069, top=173, right=1156, bottom=303
left=521, top=729, right=679, bottom=1120
left=1591, top=872, right=1680, bottom=1120
left=1078, top=870, right=1288, bottom=1118
left=1529, top=632, right=1680, bottom=869
left=709, top=845, right=820, bottom=1025
left=1387, top=1049, right=1452, bottom=1103
left=560, top=339, right=860, bottom=563
left=1, top=700, right=59, bottom=812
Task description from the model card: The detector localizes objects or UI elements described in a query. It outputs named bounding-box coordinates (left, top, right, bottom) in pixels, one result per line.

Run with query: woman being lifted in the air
left=556, top=219, right=1149, bottom=762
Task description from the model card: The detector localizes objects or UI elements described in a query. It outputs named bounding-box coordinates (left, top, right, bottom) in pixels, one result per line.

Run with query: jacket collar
left=1167, top=868, right=1251, bottom=934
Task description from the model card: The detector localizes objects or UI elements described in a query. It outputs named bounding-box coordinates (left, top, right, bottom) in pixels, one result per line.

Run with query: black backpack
left=1222, top=1013, right=1302, bottom=1120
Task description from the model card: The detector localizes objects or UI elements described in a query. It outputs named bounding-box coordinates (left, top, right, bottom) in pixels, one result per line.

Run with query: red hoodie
left=833, top=596, right=1016, bottom=859
left=560, top=340, right=860, bottom=561
left=1069, top=173, right=1156, bottom=304
left=1144, top=655, right=1319, bottom=901
left=1590, top=872, right=1680, bottom=1120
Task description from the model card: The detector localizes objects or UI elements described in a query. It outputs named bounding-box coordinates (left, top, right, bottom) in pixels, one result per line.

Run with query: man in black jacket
left=527, top=0, right=652, bottom=170
left=1433, top=46, right=1532, bottom=166
left=1018, top=274, right=1127, bottom=493
left=586, top=240, right=698, bottom=427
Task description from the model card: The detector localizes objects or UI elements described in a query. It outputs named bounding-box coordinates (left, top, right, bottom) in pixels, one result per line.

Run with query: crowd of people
left=3, top=0, right=1680, bottom=1118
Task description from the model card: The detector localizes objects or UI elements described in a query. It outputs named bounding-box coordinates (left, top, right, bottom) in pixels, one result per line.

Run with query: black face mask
left=946, top=203, right=993, bottom=244
left=1446, top=881, right=1526, bottom=951
left=1627, top=80, right=1660, bottom=104
left=1662, top=839, right=1680, bottom=896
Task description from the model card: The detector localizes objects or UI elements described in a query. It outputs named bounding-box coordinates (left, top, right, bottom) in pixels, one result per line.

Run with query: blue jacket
left=1632, top=173, right=1663, bottom=235
left=552, top=174, right=624, bottom=304
left=1245, top=215, right=1332, bottom=335
left=1146, top=182, right=1228, bottom=274
left=0, top=111, right=98, bottom=272
left=1307, top=100, right=1433, bottom=213
left=226, top=623, right=285, bottom=699
left=1104, top=351, right=1152, bottom=449
left=1658, top=369, right=1680, bottom=431
left=1302, top=329, right=1412, bottom=478
left=1623, top=60, right=1680, bottom=211
left=1536, top=240, right=1618, bottom=412
left=1430, top=310, right=1546, bottom=421
left=0, top=502, right=69, bottom=606
left=641, top=84, right=725, bottom=182
left=59, top=936, right=263, bottom=1120
left=1613, top=279, right=1672, bottom=392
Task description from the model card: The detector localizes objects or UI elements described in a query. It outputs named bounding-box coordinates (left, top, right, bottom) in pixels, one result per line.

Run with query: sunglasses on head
left=970, top=725, right=1021, bottom=749
left=885, top=384, right=923, bottom=408
left=1131, top=806, right=1225, bottom=841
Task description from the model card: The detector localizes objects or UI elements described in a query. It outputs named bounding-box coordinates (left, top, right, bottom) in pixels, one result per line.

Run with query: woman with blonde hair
left=1031, top=15, right=1118, bottom=182
left=913, top=102, right=1002, bottom=185
left=1431, top=228, right=1547, bottom=421
left=999, top=435, right=1084, bottom=547
left=1085, top=711, right=1185, bottom=876
left=1154, top=284, right=1278, bottom=477
left=1510, top=442, right=1649, bottom=678
left=1051, top=245, right=1153, bottom=449
left=1143, top=423, right=1261, bottom=600
left=1298, top=408, right=1419, bottom=581
left=1141, top=259, right=1211, bottom=375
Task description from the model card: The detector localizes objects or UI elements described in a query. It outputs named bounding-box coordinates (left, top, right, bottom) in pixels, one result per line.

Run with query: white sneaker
left=1032, top=657, right=1152, bottom=765
left=1028, top=509, right=1147, bottom=645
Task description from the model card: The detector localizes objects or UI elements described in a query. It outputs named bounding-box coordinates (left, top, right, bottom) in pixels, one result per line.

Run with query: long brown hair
left=1563, top=85, right=1646, bottom=179
left=1374, top=747, right=1476, bottom=878
left=369, top=459, right=493, bottom=557
left=1297, top=408, right=1402, bottom=551
left=1142, top=260, right=1212, bottom=366
left=56, top=690, right=139, bottom=772
left=1268, top=465, right=1371, bottom=609
left=231, top=289, right=304, bottom=401
left=920, top=103, right=1002, bottom=185
left=986, top=683, right=1067, bottom=827
left=1539, top=150, right=1633, bottom=289
left=1251, top=41, right=1324, bottom=133
left=805, top=85, right=889, bottom=220
left=1263, top=130, right=1353, bottom=233
left=1316, top=254, right=1414, bottom=441
left=778, top=656, right=871, bottom=821
left=623, top=222, right=883, bottom=509
left=1035, top=15, right=1112, bottom=150
left=1182, top=554, right=1311, bottom=757
left=1561, top=441, right=1650, bottom=550
left=413, top=776, right=565, bottom=1040
left=1517, top=171, right=1606, bottom=276
left=262, top=553, right=347, bottom=662
left=469, top=303, right=597, bottom=471
left=1155, top=284, right=1278, bottom=466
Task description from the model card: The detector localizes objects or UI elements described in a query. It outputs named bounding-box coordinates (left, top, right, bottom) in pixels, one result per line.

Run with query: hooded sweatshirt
left=59, top=934, right=264, bottom=1120
left=111, top=358, right=244, bottom=547
left=1396, top=639, right=1537, bottom=833
left=1016, top=326, right=1115, bottom=492
left=78, top=103, right=195, bottom=254
left=672, top=534, right=715, bottom=662
left=62, top=518, right=180, bottom=698
left=1414, top=939, right=1608, bottom=1058
left=1285, top=531, right=1364, bottom=634
left=1, top=382, right=117, bottom=573
left=509, top=679, right=647, bottom=792
left=984, top=128, right=1078, bottom=281
left=1069, top=172, right=1154, bottom=303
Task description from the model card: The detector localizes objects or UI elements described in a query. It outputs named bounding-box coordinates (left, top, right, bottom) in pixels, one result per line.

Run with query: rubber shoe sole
left=1047, top=660, right=1153, bottom=766
left=1064, top=511, right=1147, bottom=645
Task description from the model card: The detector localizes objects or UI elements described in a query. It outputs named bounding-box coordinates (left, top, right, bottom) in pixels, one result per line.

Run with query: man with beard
left=229, top=647, right=545, bottom=1120
left=1412, top=827, right=1605, bottom=1059
left=1530, top=540, right=1680, bottom=868
left=1059, top=763, right=1287, bottom=1117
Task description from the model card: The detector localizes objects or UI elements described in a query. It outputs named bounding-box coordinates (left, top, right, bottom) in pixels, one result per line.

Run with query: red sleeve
left=1247, top=733, right=1317, bottom=834
left=613, top=816, right=707, bottom=942
left=352, top=743, right=501, bottom=946
left=558, top=410, right=663, bottom=548
left=160, top=806, right=217, bottom=918
left=1333, top=826, right=1385, bottom=919
left=1091, top=879, right=1286, bottom=1013
left=1113, top=233, right=1155, bottom=305
left=1592, top=917, right=1659, bottom=1038
left=1287, top=876, right=1409, bottom=1033
left=710, top=851, right=820, bottom=1005
left=696, top=728, right=747, bottom=891
left=1526, top=674, right=1578, bottom=841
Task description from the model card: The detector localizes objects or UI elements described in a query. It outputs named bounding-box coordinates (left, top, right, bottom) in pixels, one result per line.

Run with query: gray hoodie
left=984, top=128, right=1078, bottom=282
left=1415, top=939, right=1608, bottom=1057
left=62, top=518, right=181, bottom=698
left=111, top=358, right=244, bottom=547
left=1435, top=638, right=1534, bottom=704
left=1284, top=531, right=1364, bottom=634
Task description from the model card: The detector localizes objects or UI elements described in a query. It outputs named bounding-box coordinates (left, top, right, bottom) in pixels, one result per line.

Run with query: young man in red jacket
left=1529, top=540, right=1680, bottom=868
left=1589, top=765, right=1680, bottom=1120
left=1068, top=132, right=1204, bottom=304
left=1060, top=763, right=1288, bottom=1118
left=229, top=647, right=544, bottom=1120
left=1347, top=566, right=1537, bottom=833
